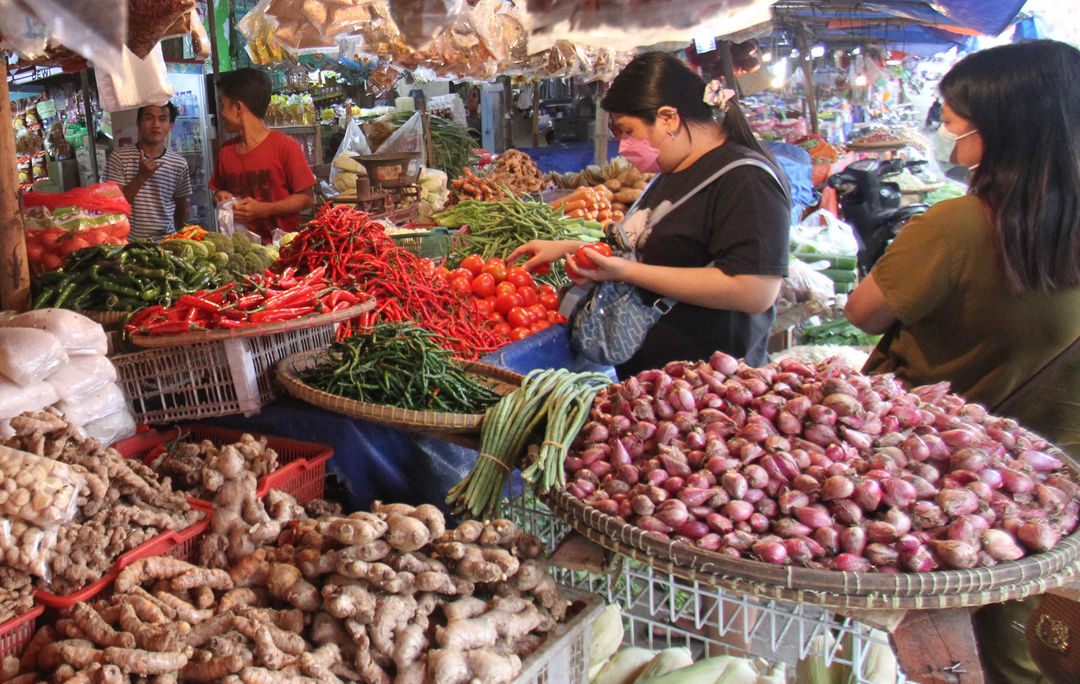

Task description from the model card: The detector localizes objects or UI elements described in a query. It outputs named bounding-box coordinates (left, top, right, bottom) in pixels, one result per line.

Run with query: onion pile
left=564, top=352, right=1080, bottom=572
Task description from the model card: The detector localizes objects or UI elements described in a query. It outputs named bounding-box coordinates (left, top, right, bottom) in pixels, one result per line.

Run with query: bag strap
left=993, top=333, right=1080, bottom=415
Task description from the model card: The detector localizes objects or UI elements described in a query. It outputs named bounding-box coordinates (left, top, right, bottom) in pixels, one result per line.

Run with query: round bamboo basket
left=275, top=349, right=523, bottom=434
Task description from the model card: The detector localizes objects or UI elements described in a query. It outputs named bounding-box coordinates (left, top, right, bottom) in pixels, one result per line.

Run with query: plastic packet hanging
left=24, top=0, right=127, bottom=77
left=0, top=519, right=59, bottom=581
left=329, top=117, right=372, bottom=186
left=376, top=112, right=427, bottom=168
left=0, top=2, right=50, bottom=61
left=0, top=445, right=85, bottom=528
left=127, top=0, right=196, bottom=59
left=1, top=308, right=108, bottom=356
left=97, top=43, right=175, bottom=113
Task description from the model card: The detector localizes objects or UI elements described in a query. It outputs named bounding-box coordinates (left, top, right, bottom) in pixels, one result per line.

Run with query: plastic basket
left=111, top=319, right=341, bottom=423
left=512, top=587, right=605, bottom=684
left=0, top=605, right=44, bottom=660
left=35, top=503, right=211, bottom=609
left=390, top=225, right=452, bottom=259
left=112, top=423, right=333, bottom=505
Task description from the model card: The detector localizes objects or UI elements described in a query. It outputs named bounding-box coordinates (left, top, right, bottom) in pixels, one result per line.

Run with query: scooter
left=827, top=158, right=929, bottom=275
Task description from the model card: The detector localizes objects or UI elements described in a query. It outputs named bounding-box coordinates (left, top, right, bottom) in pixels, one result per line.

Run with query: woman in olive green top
left=847, top=41, right=1080, bottom=684
left=847, top=40, right=1080, bottom=459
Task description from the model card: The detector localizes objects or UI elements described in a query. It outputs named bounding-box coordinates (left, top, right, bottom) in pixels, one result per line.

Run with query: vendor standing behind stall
left=103, top=103, right=191, bottom=239
left=210, top=68, right=315, bottom=244
left=846, top=40, right=1080, bottom=684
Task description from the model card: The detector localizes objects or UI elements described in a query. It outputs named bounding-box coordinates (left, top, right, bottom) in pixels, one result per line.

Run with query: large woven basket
left=275, top=349, right=523, bottom=434
left=544, top=487, right=1080, bottom=610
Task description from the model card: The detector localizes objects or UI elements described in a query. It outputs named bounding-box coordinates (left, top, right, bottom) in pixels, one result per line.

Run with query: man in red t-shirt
left=210, top=68, right=316, bottom=242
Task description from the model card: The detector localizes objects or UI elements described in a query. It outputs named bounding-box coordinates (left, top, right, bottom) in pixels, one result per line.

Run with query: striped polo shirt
left=103, top=145, right=192, bottom=240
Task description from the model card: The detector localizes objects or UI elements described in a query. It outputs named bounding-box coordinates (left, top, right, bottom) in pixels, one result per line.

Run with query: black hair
left=601, top=52, right=777, bottom=167
left=940, top=40, right=1080, bottom=292
left=216, top=68, right=273, bottom=120
left=137, top=102, right=179, bottom=124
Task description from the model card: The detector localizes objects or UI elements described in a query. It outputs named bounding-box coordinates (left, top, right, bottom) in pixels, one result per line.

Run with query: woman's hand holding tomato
left=565, top=243, right=626, bottom=285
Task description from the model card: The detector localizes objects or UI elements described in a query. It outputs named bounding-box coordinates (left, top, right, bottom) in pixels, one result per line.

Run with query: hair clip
left=703, top=80, right=737, bottom=109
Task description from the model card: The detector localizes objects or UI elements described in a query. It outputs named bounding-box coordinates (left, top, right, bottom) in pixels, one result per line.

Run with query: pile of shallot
left=564, top=352, right=1080, bottom=572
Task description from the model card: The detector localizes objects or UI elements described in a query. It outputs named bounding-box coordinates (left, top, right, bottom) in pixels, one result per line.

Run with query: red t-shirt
left=210, top=131, right=316, bottom=241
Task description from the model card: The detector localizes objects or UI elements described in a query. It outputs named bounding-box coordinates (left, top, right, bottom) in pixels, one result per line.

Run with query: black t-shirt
left=616, top=141, right=791, bottom=377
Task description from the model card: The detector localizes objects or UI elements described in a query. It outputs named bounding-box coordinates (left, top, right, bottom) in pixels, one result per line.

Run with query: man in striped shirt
left=104, top=102, right=192, bottom=240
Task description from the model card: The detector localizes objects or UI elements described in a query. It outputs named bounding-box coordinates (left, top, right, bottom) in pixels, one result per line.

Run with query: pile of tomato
left=440, top=254, right=566, bottom=342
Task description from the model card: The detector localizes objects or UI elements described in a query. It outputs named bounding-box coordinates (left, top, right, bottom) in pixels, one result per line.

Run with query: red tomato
left=539, top=284, right=558, bottom=297
left=494, top=292, right=523, bottom=316
left=450, top=276, right=472, bottom=294
left=574, top=243, right=613, bottom=269
left=487, top=311, right=506, bottom=324
left=508, top=327, right=530, bottom=341
left=505, top=267, right=534, bottom=289
left=60, top=237, right=90, bottom=256
left=492, top=322, right=511, bottom=337
left=527, top=303, right=547, bottom=323
left=451, top=268, right=474, bottom=282
left=481, top=258, right=507, bottom=282
left=474, top=298, right=495, bottom=317
left=40, top=252, right=64, bottom=271
left=517, top=286, right=538, bottom=307
left=494, top=281, right=517, bottom=297
left=437, top=266, right=452, bottom=280
left=529, top=263, right=551, bottom=275
left=529, top=320, right=548, bottom=334
left=460, top=254, right=485, bottom=276
left=506, top=307, right=531, bottom=329
left=546, top=310, right=564, bottom=324
left=538, top=291, right=559, bottom=310
left=417, top=258, right=437, bottom=275
left=471, top=273, right=496, bottom=298
left=24, top=238, right=43, bottom=263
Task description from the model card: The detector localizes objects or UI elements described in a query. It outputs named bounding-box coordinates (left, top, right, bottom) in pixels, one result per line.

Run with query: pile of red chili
left=276, top=204, right=502, bottom=361
left=125, top=266, right=361, bottom=336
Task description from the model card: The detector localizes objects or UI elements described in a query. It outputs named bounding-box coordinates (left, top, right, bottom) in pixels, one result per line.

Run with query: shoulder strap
left=662, top=156, right=788, bottom=218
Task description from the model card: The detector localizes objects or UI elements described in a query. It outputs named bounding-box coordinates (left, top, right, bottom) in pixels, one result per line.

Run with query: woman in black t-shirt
left=509, top=53, right=790, bottom=376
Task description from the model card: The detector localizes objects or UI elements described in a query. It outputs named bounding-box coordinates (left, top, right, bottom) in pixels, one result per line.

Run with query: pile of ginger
left=2, top=502, right=566, bottom=684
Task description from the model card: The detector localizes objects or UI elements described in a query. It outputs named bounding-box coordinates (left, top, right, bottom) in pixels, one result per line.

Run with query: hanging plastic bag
left=22, top=0, right=127, bottom=76
left=23, top=182, right=131, bottom=216
left=0, top=1, right=49, bottom=61
left=96, top=43, right=175, bottom=113
left=376, top=112, right=427, bottom=168
left=127, top=0, right=196, bottom=59
left=329, top=117, right=372, bottom=187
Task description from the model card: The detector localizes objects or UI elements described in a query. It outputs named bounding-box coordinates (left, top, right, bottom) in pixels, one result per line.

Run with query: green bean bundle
left=447, top=368, right=611, bottom=519
left=298, top=322, right=501, bottom=413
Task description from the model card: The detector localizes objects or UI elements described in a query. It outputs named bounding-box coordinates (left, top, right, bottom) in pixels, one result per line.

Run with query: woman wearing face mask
left=509, top=52, right=791, bottom=377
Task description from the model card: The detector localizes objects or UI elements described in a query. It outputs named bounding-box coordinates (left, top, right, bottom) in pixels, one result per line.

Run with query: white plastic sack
left=56, top=382, right=127, bottom=427
left=96, top=43, right=175, bottom=113
left=330, top=117, right=372, bottom=186
left=0, top=328, right=68, bottom=387
left=0, top=379, right=60, bottom=421
left=1, top=308, right=108, bottom=356
left=80, top=409, right=137, bottom=448
left=45, top=354, right=117, bottom=404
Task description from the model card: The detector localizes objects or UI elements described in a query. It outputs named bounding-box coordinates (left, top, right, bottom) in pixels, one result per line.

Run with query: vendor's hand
left=564, top=249, right=629, bottom=286
left=233, top=197, right=269, bottom=221
left=214, top=190, right=234, bottom=204
left=508, top=239, right=582, bottom=273
left=136, top=148, right=163, bottom=180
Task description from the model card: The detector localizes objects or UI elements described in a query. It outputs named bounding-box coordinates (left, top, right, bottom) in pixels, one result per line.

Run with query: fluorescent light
left=810, top=45, right=825, bottom=58
left=762, top=51, right=773, bottom=63
left=791, top=48, right=800, bottom=58
left=854, top=74, right=869, bottom=87
left=771, top=76, right=785, bottom=89
left=852, top=47, right=861, bottom=55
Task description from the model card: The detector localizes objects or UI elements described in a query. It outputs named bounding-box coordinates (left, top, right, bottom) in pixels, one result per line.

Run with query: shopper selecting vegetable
left=565, top=351, right=1080, bottom=573
left=297, top=321, right=502, bottom=413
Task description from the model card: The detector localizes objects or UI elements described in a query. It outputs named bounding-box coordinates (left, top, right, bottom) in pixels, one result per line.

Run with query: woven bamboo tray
left=129, top=301, right=374, bottom=347
left=543, top=440, right=1080, bottom=612
left=275, top=349, right=523, bottom=433
left=75, top=308, right=131, bottom=330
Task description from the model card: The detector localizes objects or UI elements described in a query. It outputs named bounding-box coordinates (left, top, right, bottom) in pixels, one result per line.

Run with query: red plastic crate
left=113, top=423, right=333, bottom=505
left=0, top=605, right=44, bottom=660
left=35, top=503, right=211, bottom=609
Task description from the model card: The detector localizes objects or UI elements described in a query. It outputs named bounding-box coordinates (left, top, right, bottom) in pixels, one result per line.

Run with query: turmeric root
left=116, top=603, right=190, bottom=652
left=20, top=623, right=56, bottom=671
left=38, top=640, right=104, bottom=670
left=232, top=611, right=306, bottom=655
left=102, top=647, right=187, bottom=676
left=185, top=612, right=235, bottom=648
left=218, top=588, right=261, bottom=613
left=116, top=557, right=199, bottom=594
left=169, top=567, right=233, bottom=592
left=151, top=591, right=212, bottom=624
left=265, top=563, right=320, bottom=612
left=179, top=650, right=247, bottom=681
left=298, top=643, right=343, bottom=683
left=238, top=666, right=319, bottom=684
left=343, top=622, right=390, bottom=684
left=68, top=603, right=136, bottom=649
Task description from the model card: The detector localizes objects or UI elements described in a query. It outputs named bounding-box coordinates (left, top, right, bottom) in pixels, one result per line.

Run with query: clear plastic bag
left=126, top=0, right=195, bottom=58
left=0, top=519, right=59, bottom=581
left=784, top=256, right=837, bottom=306
left=376, top=112, right=427, bottom=168
left=216, top=198, right=251, bottom=237
left=0, top=445, right=84, bottom=528
left=2, top=308, right=108, bottom=356
left=96, top=43, right=175, bottom=113
left=45, top=354, right=117, bottom=404
left=22, top=0, right=127, bottom=77
left=0, top=1, right=50, bottom=61
left=56, top=382, right=127, bottom=427
left=79, top=409, right=137, bottom=448
left=791, top=209, right=859, bottom=256
left=0, top=379, right=60, bottom=422
left=0, top=328, right=68, bottom=388
left=329, top=117, right=372, bottom=186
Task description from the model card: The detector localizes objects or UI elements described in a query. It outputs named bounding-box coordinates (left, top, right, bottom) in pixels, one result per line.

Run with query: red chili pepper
left=127, top=305, right=165, bottom=329
left=145, top=321, right=206, bottom=335
left=250, top=306, right=316, bottom=323
left=264, top=285, right=316, bottom=310
left=177, top=294, right=222, bottom=312
left=218, top=319, right=255, bottom=328
left=278, top=266, right=298, bottom=288
left=236, top=294, right=263, bottom=310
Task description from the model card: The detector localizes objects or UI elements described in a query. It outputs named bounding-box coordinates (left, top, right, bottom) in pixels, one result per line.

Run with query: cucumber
left=822, top=268, right=857, bottom=283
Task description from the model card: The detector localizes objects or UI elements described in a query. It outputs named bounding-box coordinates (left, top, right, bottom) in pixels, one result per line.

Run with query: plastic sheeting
left=868, top=0, right=1027, bottom=37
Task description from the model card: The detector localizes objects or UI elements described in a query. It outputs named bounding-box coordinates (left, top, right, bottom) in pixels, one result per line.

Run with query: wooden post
left=593, top=83, right=607, bottom=166
left=796, top=34, right=820, bottom=135
left=531, top=82, right=540, bottom=148
left=0, top=56, right=31, bottom=312
left=80, top=70, right=99, bottom=182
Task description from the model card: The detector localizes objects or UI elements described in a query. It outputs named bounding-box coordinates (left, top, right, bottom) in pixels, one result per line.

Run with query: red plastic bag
left=23, top=182, right=131, bottom=217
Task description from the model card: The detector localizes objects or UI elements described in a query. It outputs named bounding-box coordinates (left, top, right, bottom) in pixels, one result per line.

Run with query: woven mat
left=275, top=349, right=522, bottom=434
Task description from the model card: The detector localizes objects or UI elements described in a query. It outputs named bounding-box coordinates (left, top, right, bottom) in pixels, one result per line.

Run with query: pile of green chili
left=297, top=322, right=502, bottom=413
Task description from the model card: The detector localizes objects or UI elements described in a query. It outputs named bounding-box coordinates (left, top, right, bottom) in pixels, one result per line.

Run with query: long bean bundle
left=298, top=322, right=501, bottom=413
left=436, top=195, right=606, bottom=263
left=447, top=368, right=611, bottom=518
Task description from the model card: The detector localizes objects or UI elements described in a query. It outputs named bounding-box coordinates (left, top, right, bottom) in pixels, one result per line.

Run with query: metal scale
left=351, top=152, right=421, bottom=220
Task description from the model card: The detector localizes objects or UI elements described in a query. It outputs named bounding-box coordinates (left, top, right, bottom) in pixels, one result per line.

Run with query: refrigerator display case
left=166, top=68, right=214, bottom=228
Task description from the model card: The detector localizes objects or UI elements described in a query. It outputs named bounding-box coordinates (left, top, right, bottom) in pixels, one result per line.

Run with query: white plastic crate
left=513, top=587, right=606, bottom=684
left=112, top=323, right=338, bottom=423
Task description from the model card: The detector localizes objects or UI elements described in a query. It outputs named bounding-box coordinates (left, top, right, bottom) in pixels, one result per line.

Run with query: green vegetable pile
left=801, top=317, right=881, bottom=347
left=161, top=232, right=278, bottom=282
left=296, top=322, right=502, bottom=413
left=389, top=110, right=477, bottom=177
left=436, top=195, right=606, bottom=263
left=33, top=241, right=221, bottom=311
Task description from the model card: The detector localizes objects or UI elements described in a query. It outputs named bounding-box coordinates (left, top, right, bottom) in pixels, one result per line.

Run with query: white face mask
left=938, top=125, right=977, bottom=167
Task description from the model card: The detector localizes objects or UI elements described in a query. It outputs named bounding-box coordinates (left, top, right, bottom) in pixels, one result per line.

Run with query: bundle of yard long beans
left=447, top=368, right=612, bottom=519
left=277, top=204, right=502, bottom=360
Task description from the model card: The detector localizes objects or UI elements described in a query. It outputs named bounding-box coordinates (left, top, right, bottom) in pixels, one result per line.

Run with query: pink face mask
left=619, top=135, right=662, bottom=173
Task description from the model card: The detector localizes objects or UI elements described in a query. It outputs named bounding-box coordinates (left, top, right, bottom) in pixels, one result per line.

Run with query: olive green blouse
left=863, top=194, right=1080, bottom=457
